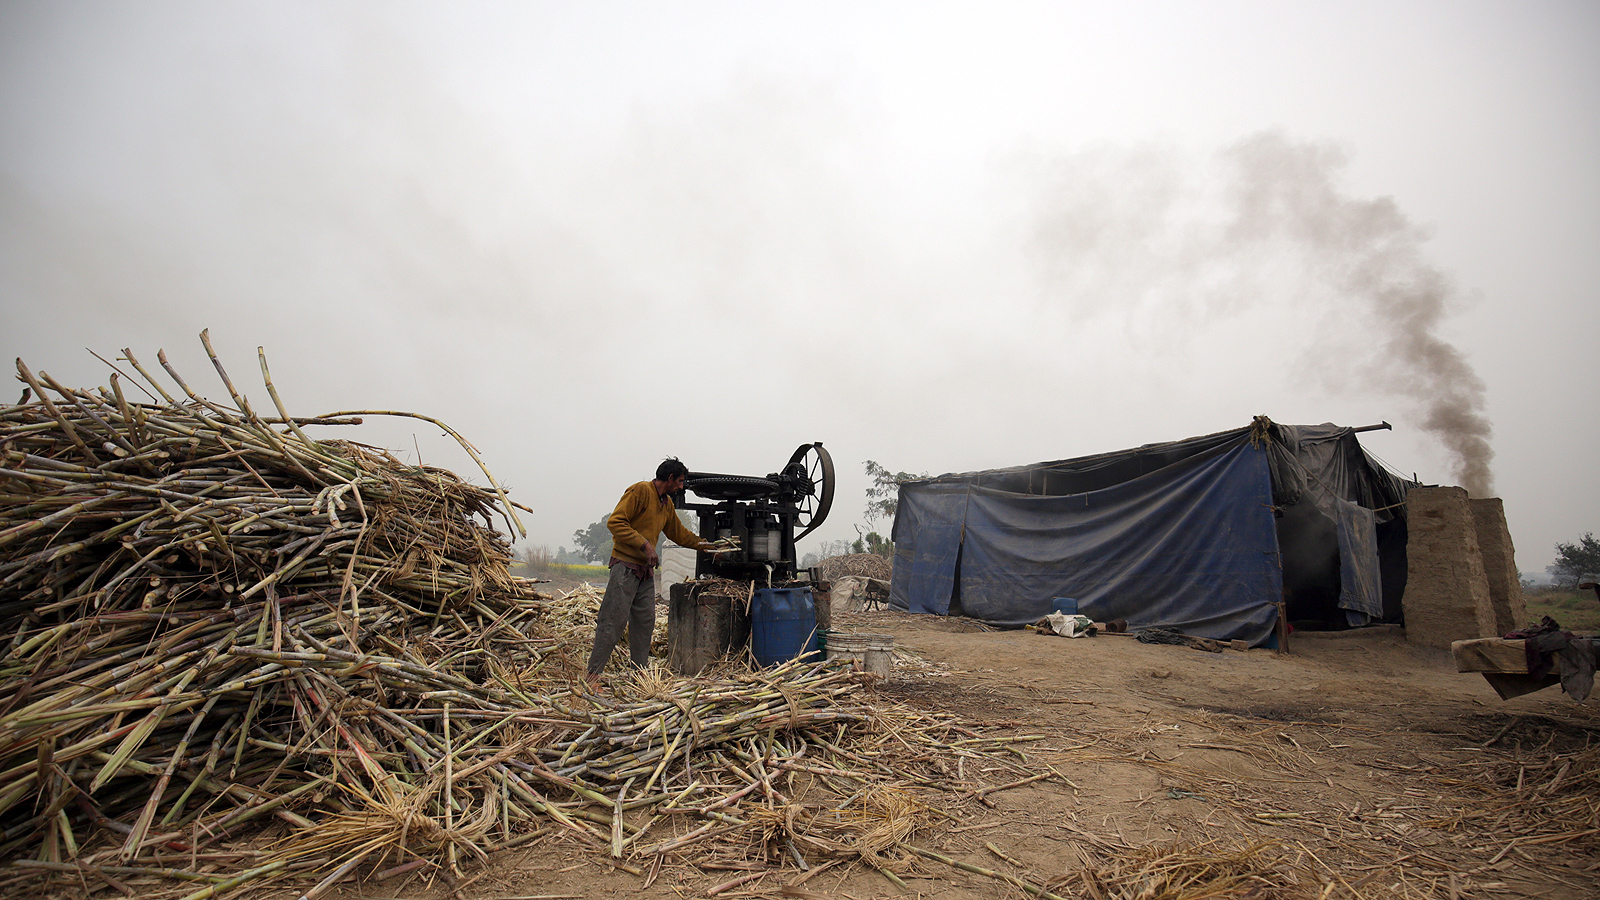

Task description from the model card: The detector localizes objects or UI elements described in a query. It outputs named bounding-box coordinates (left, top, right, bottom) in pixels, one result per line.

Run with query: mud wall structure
left=1403, top=487, right=1524, bottom=649
left=1470, top=498, right=1528, bottom=636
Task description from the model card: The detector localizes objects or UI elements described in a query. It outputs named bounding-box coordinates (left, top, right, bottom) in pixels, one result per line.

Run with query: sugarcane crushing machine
left=673, top=442, right=834, bottom=583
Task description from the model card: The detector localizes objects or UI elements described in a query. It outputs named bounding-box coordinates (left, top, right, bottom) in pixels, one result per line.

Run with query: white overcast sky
left=2, top=2, right=1596, bottom=572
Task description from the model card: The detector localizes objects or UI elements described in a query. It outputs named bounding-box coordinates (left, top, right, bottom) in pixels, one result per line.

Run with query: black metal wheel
left=684, top=474, right=779, bottom=501
left=789, top=442, right=834, bottom=540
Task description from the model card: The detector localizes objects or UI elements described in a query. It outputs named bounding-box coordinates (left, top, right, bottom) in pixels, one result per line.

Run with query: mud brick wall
left=1470, top=498, right=1528, bottom=635
left=1404, top=486, right=1496, bottom=649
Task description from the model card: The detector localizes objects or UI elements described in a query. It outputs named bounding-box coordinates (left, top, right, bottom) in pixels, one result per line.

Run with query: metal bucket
left=825, top=631, right=894, bottom=678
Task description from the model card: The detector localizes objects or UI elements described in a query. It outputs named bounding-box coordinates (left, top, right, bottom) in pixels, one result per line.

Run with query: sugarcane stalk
left=903, top=844, right=1072, bottom=900
left=119, top=694, right=219, bottom=860
left=14, top=360, right=102, bottom=465
left=174, top=860, right=290, bottom=900
left=295, top=849, right=369, bottom=900
left=610, top=776, right=630, bottom=858
left=313, top=409, right=522, bottom=537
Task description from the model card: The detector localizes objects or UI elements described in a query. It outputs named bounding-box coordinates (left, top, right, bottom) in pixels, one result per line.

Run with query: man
left=586, top=457, right=718, bottom=686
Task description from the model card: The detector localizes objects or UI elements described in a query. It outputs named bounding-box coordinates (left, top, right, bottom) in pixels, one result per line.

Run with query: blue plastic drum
left=1051, top=597, right=1079, bottom=616
left=750, top=588, right=821, bottom=667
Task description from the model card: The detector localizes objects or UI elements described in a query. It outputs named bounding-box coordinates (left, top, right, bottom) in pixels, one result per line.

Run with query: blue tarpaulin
left=890, top=420, right=1413, bottom=646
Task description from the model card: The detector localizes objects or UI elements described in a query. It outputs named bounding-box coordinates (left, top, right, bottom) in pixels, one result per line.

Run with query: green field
left=514, top=562, right=607, bottom=581
left=1524, top=588, right=1600, bottom=633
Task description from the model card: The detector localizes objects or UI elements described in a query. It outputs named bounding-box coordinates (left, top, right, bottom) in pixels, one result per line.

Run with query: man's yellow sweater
left=607, top=481, right=709, bottom=565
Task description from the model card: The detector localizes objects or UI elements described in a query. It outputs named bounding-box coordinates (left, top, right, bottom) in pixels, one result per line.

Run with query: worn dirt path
left=319, top=609, right=1598, bottom=900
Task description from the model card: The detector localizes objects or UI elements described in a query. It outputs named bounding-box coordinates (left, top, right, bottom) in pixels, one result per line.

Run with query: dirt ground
left=318, top=606, right=1598, bottom=900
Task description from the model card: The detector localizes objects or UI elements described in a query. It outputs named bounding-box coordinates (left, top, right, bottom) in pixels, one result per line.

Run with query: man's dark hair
left=656, top=457, right=688, bottom=481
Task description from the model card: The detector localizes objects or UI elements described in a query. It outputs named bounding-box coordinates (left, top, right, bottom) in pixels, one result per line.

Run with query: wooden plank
left=1274, top=601, right=1288, bottom=656
left=1451, top=637, right=1529, bottom=674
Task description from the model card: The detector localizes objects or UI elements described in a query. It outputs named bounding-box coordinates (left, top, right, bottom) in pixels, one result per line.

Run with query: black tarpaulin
left=889, top=419, right=1413, bottom=645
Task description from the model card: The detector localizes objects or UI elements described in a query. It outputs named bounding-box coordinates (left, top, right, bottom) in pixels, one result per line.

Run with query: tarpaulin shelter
left=889, top=417, right=1416, bottom=647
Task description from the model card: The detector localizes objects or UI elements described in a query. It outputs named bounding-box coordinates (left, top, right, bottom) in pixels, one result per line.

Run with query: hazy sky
left=3, top=2, right=1596, bottom=572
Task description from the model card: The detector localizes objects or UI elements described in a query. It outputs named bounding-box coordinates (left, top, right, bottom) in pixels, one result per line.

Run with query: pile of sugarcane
left=817, top=552, right=892, bottom=583
left=0, top=336, right=578, bottom=892
left=1, top=336, right=1068, bottom=900
left=2, top=335, right=529, bottom=613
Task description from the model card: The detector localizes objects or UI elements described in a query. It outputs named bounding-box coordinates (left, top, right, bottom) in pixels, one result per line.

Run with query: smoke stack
left=1222, top=134, right=1495, bottom=496
left=1026, top=132, right=1495, bottom=495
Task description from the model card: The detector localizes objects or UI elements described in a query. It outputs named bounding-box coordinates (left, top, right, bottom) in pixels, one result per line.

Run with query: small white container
left=826, top=632, right=895, bottom=678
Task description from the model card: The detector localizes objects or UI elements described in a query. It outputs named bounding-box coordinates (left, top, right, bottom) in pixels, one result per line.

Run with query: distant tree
left=863, top=531, right=892, bottom=558
left=799, top=551, right=820, bottom=569
left=569, top=512, right=694, bottom=564
left=1549, top=533, right=1600, bottom=587
left=571, top=520, right=613, bottom=563
left=815, top=539, right=853, bottom=559
left=864, top=460, right=926, bottom=525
